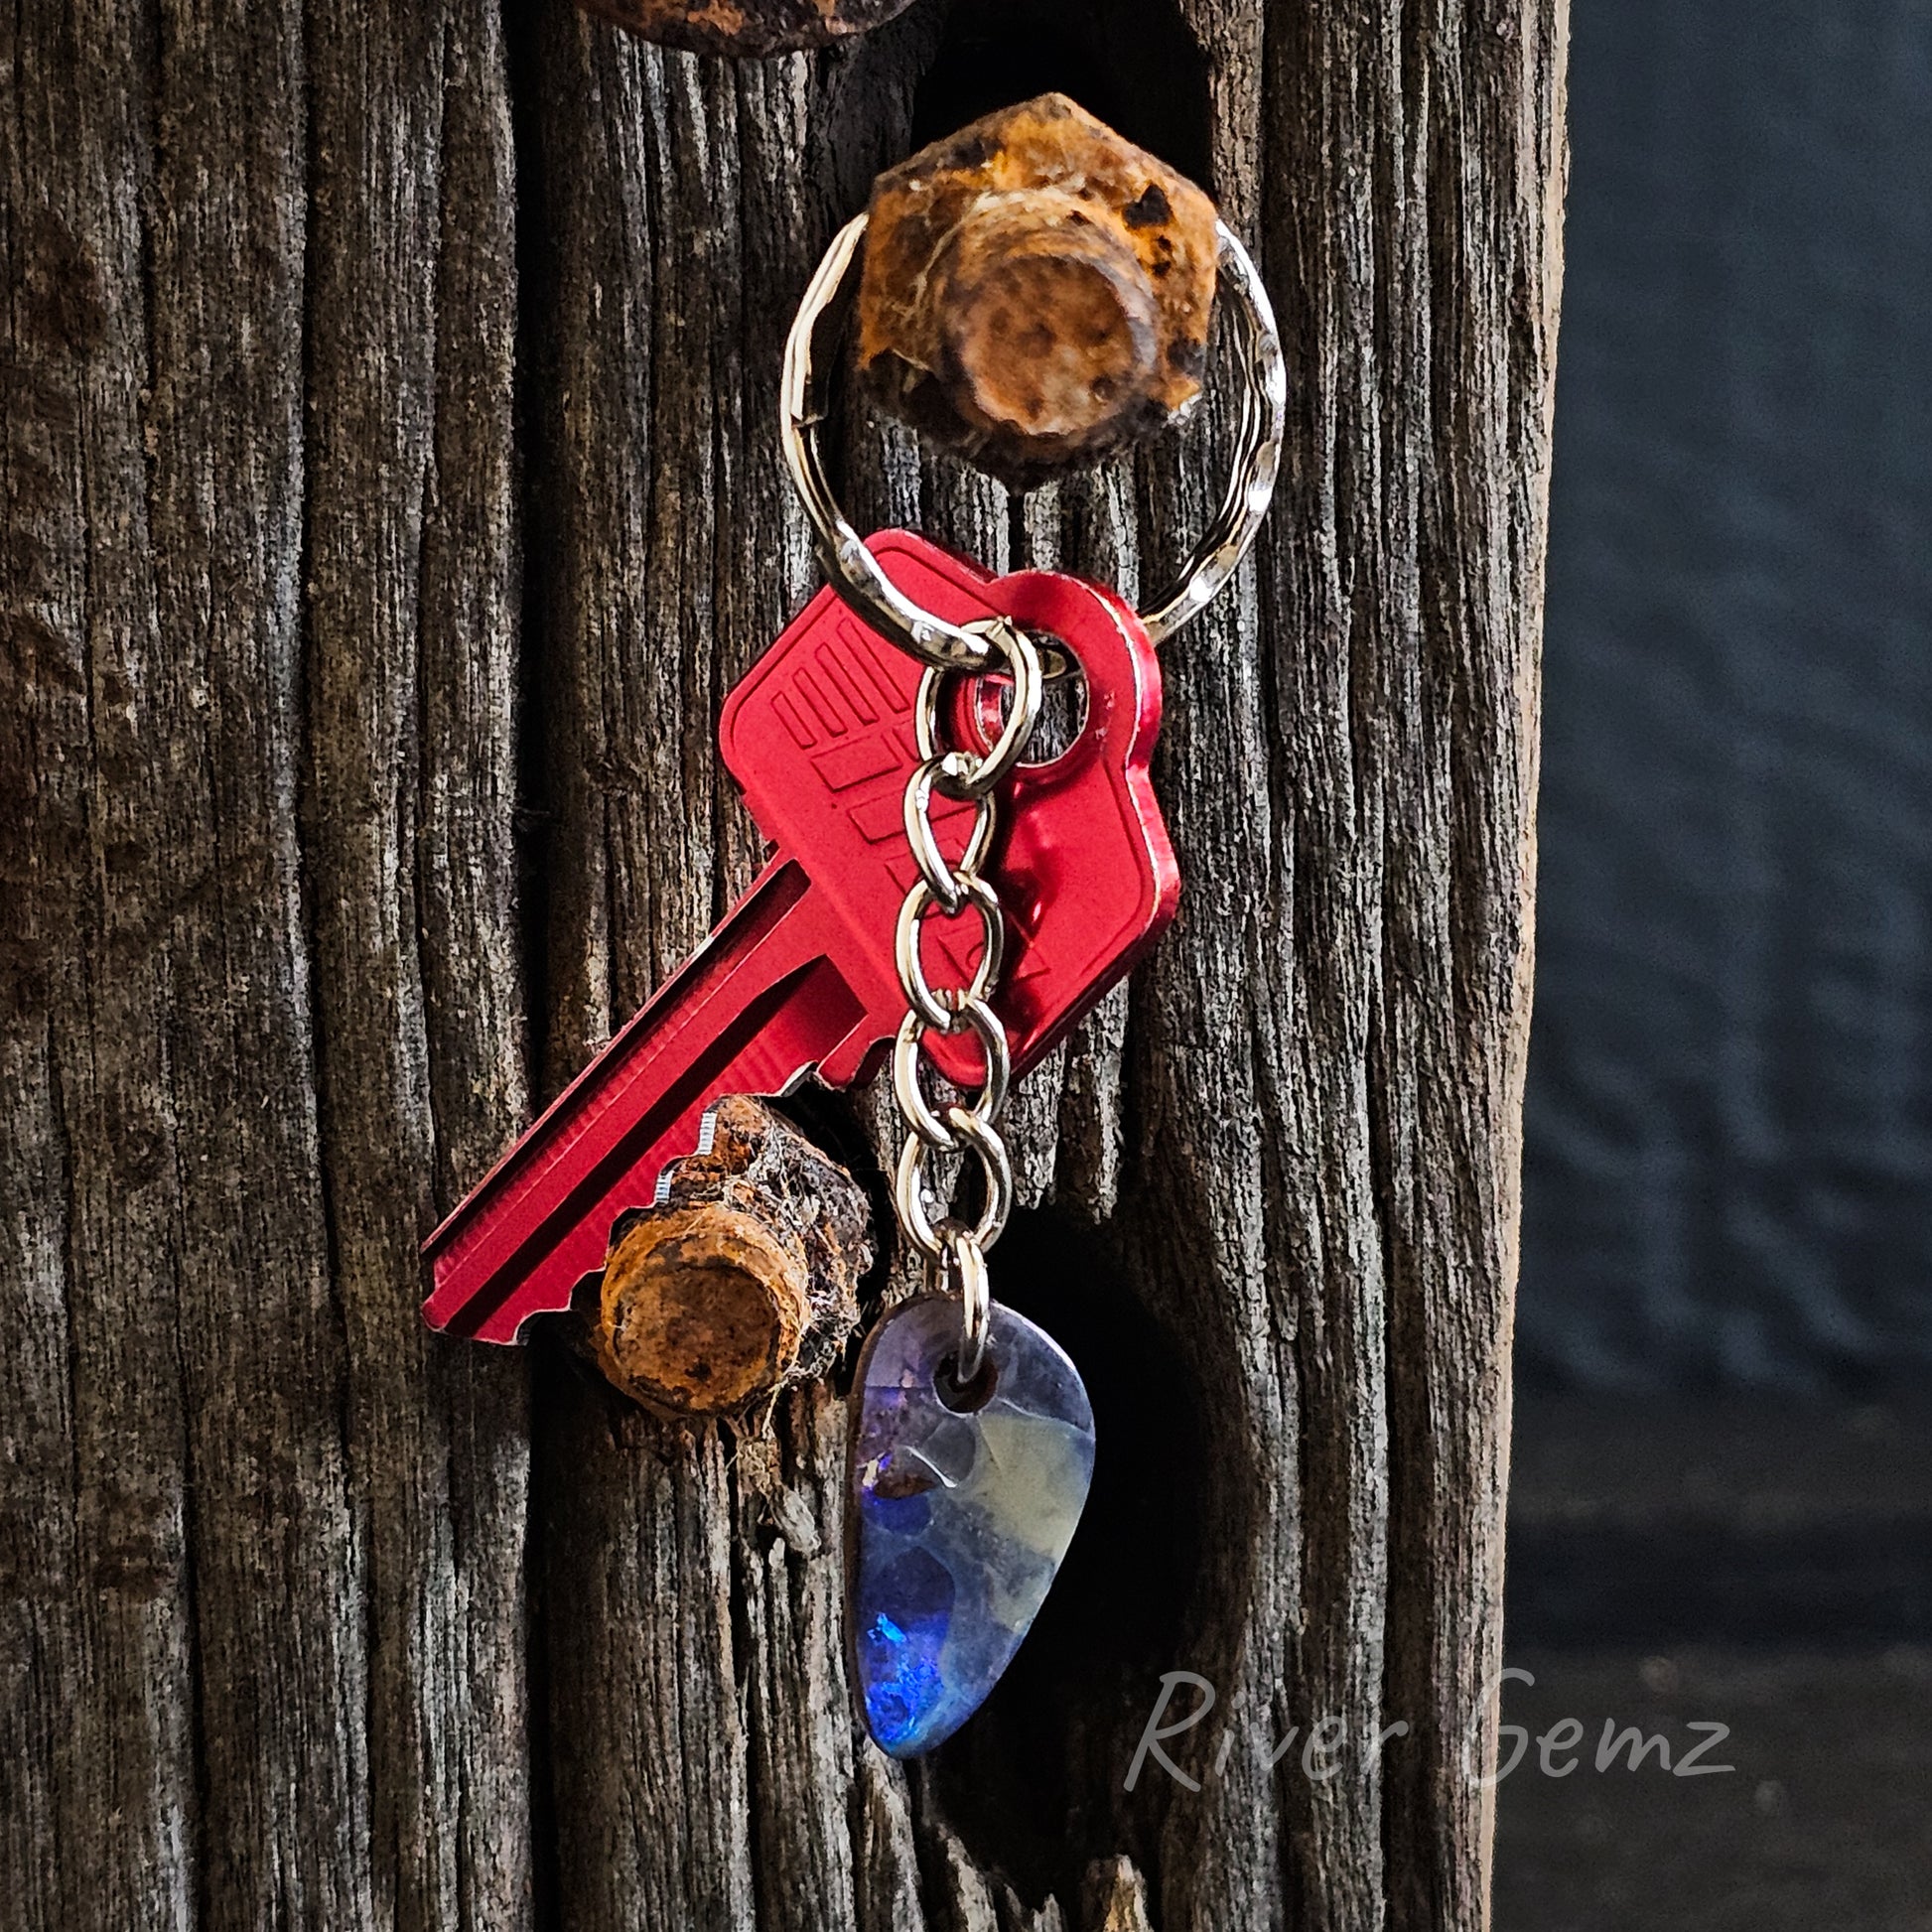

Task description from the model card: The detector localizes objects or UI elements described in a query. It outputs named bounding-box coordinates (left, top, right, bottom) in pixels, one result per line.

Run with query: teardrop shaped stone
left=848, top=1294, right=1096, bottom=1757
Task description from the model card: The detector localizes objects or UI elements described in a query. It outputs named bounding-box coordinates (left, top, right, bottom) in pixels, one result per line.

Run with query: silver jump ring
left=941, top=1106, right=1014, bottom=1252
left=897, top=877, right=1004, bottom=1032
left=893, top=1000, right=1013, bottom=1152
left=913, top=619, right=1043, bottom=801
left=780, top=211, right=1286, bottom=668
left=932, top=1223, right=992, bottom=1384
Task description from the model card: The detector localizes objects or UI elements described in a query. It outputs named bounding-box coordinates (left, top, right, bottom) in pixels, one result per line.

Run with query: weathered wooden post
left=1, top=0, right=1565, bottom=1925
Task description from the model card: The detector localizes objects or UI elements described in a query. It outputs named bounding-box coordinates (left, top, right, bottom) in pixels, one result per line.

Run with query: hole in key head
left=967, top=635, right=1089, bottom=766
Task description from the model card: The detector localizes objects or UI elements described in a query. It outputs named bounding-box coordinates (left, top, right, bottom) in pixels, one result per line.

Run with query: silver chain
left=889, top=612, right=1043, bottom=1382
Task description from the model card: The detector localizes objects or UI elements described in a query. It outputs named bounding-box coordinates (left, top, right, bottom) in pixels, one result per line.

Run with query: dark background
left=1521, top=0, right=1932, bottom=1395
left=1498, top=5, right=1931, bottom=1924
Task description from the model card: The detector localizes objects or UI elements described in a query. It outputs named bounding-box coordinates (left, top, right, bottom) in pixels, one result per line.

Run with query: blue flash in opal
left=857, top=1546, right=952, bottom=1746
left=848, top=1295, right=1096, bottom=1757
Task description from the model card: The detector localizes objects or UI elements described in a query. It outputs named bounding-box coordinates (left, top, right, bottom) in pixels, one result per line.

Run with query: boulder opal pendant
left=848, top=1294, right=1096, bottom=1756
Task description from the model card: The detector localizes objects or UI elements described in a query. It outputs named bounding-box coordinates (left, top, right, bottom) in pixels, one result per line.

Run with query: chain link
left=888, top=616, right=1042, bottom=1381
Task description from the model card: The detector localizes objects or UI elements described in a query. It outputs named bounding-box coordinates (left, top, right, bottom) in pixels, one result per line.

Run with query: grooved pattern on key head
left=722, top=532, right=1177, bottom=1086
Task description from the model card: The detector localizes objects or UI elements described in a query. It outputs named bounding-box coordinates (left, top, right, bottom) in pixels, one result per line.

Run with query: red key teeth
left=421, top=859, right=896, bottom=1342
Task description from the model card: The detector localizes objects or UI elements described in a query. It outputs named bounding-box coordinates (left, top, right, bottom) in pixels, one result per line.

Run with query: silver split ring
left=780, top=211, right=1287, bottom=671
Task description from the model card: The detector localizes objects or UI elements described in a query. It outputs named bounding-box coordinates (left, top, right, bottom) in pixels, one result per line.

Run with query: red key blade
left=423, top=858, right=892, bottom=1341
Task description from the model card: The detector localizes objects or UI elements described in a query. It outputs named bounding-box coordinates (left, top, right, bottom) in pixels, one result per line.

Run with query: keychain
left=421, top=208, right=1283, bottom=1758
left=784, top=212, right=1282, bottom=1753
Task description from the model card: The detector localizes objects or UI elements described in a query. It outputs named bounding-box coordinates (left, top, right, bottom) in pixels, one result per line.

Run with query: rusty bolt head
left=573, top=0, right=916, bottom=59
left=857, top=93, right=1219, bottom=486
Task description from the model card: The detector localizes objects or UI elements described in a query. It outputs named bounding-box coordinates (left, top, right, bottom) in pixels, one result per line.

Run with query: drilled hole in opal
left=934, top=1349, right=1000, bottom=1413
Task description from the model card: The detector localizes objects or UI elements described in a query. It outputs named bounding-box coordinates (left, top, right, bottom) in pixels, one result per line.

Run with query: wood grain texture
left=304, top=0, right=532, bottom=1925
left=574, top=0, right=917, bottom=59
left=1, top=0, right=1565, bottom=1924
left=3, top=0, right=528, bottom=1919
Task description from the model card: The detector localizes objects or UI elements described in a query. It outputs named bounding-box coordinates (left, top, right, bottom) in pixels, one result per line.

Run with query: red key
left=423, top=532, right=1178, bottom=1342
